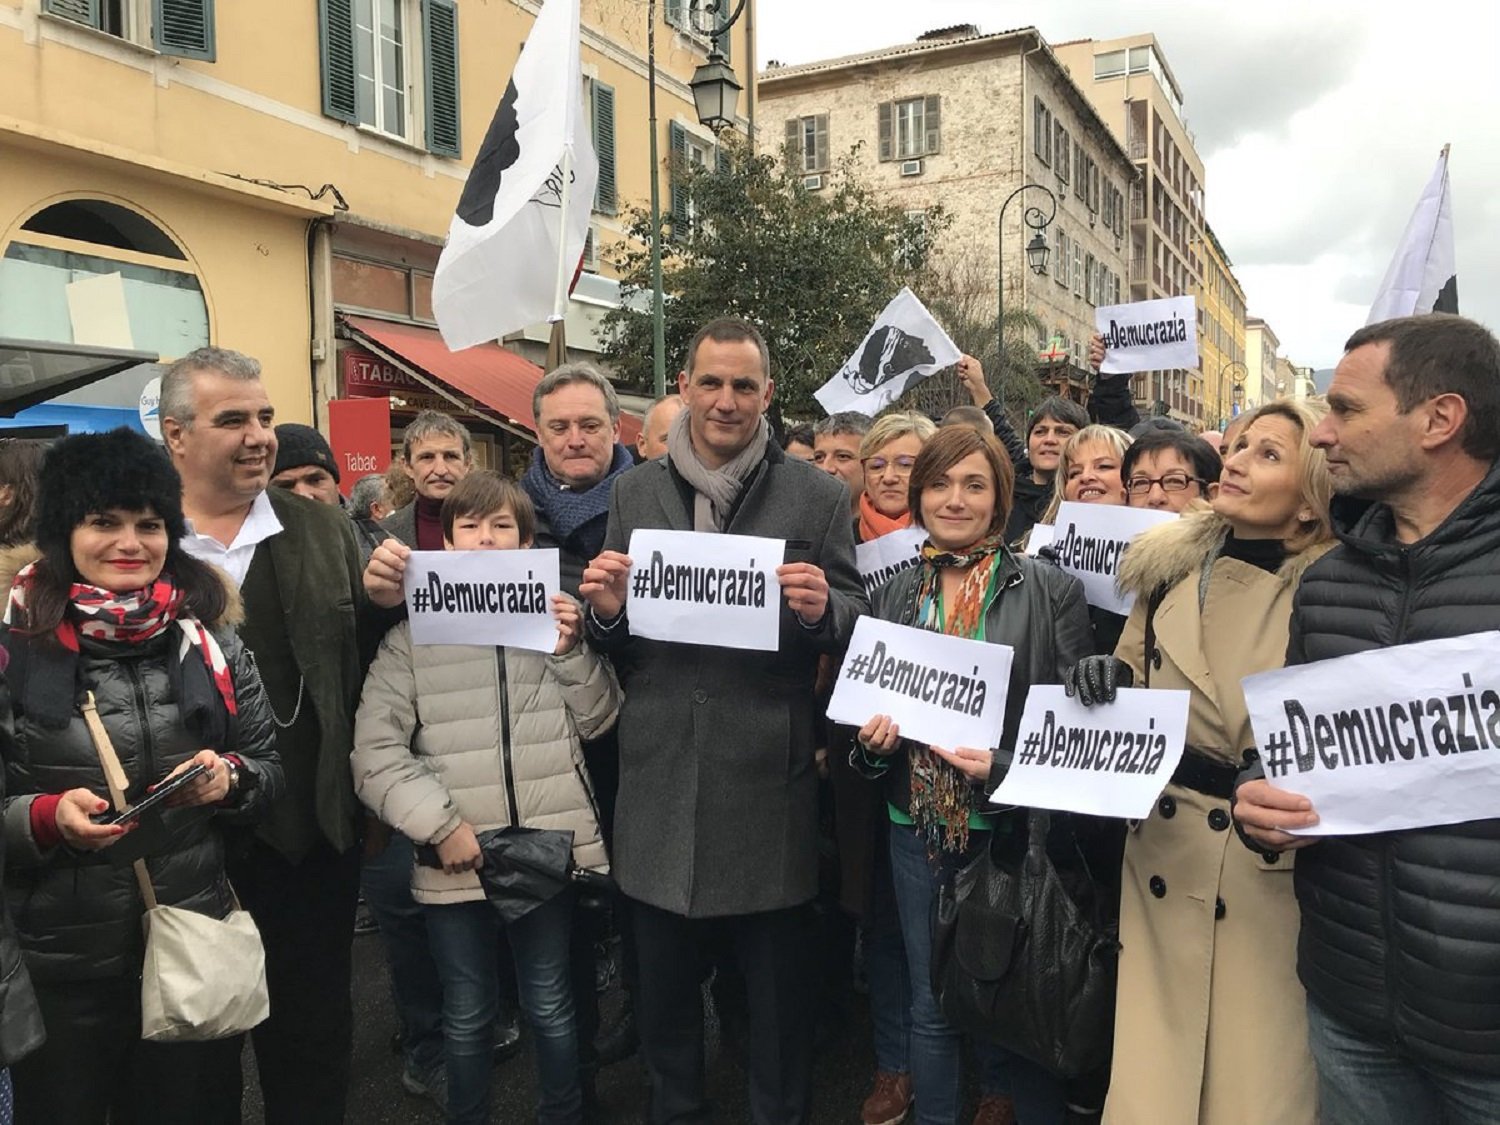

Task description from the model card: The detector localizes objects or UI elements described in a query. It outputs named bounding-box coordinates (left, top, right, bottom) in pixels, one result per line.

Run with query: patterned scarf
left=907, top=530, right=1008, bottom=853
left=5, top=563, right=236, bottom=729
left=521, top=443, right=635, bottom=553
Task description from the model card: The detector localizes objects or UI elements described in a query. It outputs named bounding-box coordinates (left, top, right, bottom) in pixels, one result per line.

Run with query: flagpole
left=648, top=0, right=667, bottom=397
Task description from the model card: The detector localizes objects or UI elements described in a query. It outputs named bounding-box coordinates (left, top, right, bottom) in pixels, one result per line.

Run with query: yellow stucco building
left=1197, top=223, right=1246, bottom=429
left=1, top=0, right=747, bottom=450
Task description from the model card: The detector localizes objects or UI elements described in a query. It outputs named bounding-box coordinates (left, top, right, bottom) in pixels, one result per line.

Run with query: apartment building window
left=1088, top=163, right=1100, bottom=214
left=1101, top=180, right=1114, bottom=230
left=1033, top=98, right=1052, bottom=165
left=43, top=0, right=215, bottom=59
left=785, top=114, right=830, bottom=173
left=1073, top=243, right=1083, bottom=297
left=1084, top=254, right=1096, bottom=306
left=1054, top=124, right=1070, bottom=183
left=878, top=97, right=941, bottom=161
left=665, top=0, right=732, bottom=58
left=1094, top=49, right=1126, bottom=79
left=320, top=0, right=461, bottom=157
left=589, top=79, right=618, bottom=214
left=1074, top=144, right=1087, bottom=202
left=669, top=120, right=718, bottom=237
left=1054, top=230, right=1069, bottom=286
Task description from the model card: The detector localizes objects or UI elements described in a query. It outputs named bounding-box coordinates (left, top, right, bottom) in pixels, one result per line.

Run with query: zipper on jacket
left=1383, top=548, right=1410, bottom=1043
left=1392, top=549, right=1414, bottom=644
left=124, top=661, right=156, bottom=794
left=496, top=651, right=521, bottom=827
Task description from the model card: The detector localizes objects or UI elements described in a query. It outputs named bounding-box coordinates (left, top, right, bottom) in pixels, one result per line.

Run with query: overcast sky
left=755, top=0, right=1496, bottom=370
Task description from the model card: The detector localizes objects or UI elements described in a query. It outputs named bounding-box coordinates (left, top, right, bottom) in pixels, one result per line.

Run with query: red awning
left=341, top=315, right=641, bottom=445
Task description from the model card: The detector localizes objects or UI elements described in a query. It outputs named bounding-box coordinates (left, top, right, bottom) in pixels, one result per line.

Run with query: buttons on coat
left=1215, top=897, right=1226, bottom=920
left=1157, top=796, right=1176, bottom=819
left=1262, top=851, right=1280, bottom=865
left=692, top=689, right=708, bottom=704
left=1150, top=648, right=1163, bottom=670
left=1207, top=808, right=1230, bottom=832
left=1149, top=875, right=1166, bottom=898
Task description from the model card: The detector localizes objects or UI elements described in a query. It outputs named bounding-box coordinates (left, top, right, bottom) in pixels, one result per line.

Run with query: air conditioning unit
left=582, top=226, right=599, bottom=272
left=899, top=159, right=924, bottom=177
left=802, top=174, right=824, bottom=190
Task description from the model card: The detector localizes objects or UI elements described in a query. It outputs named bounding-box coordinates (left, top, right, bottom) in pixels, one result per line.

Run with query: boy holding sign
left=352, top=472, right=619, bottom=1125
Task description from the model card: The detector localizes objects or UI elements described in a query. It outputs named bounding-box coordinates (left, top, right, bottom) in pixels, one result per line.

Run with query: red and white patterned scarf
left=6, top=563, right=236, bottom=717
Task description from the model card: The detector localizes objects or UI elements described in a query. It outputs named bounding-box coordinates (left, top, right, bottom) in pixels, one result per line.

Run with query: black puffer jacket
left=2, top=605, right=281, bottom=985
left=1284, top=457, right=1500, bottom=1073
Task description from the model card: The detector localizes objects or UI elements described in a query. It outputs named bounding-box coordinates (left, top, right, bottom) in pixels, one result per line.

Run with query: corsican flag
left=814, top=288, right=962, bottom=417
left=432, top=0, right=598, bottom=351
left=1367, top=145, right=1458, bottom=324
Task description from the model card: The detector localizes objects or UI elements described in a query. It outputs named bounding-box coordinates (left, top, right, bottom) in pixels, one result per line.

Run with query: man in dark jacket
left=579, top=317, right=867, bottom=1124
left=1235, top=314, right=1500, bottom=1122
left=161, top=346, right=368, bottom=1124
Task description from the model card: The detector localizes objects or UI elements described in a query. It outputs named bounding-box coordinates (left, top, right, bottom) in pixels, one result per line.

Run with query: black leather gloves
left=1063, top=657, right=1133, bottom=706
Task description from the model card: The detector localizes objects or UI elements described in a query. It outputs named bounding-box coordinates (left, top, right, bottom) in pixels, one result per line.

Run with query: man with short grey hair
left=160, top=345, right=366, bottom=1124
left=813, top=411, right=871, bottom=522
left=382, top=409, right=473, bottom=550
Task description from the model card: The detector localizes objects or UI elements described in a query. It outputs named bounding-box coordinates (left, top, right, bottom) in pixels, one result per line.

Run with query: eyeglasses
left=863, top=455, right=918, bottom=475
left=1125, top=472, right=1204, bottom=495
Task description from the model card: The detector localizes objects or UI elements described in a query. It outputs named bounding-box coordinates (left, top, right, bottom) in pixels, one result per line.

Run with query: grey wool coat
left=587, top=443, right=868, bottom=917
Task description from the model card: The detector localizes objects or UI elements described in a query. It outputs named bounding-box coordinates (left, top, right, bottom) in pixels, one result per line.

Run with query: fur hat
left=273, top=423, right=339, bottom=483
left=35, top=428, right=187, bottom=560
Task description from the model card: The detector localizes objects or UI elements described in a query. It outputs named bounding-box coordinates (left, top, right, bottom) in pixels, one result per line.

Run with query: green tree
left=600, top=139, right=949, bottom=418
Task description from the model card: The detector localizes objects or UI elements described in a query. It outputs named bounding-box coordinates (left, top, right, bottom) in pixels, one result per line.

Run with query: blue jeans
left=888, top=823, right=1065, bottom=1125
left=1307, top=998, right=1500, bottom=1125
left=864, top=820, right=913, bottom=1075
left=361, top=832, right=446, bottom=1073
left=426, top=893, right=581, bottom=1125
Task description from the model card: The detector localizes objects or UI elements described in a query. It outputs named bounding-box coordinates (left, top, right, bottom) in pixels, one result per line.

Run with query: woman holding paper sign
left=1065, top=400, right=1334, bottom=1125
left=854, top=426, right=1093, bottom=1125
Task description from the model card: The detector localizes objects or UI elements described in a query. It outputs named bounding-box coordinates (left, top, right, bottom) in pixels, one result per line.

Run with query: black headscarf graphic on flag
left=814, top=288, right=961, bottom=417
left=1367, top=145, right=1458, bottom=324
left=432, top=0, right=598, bottom=351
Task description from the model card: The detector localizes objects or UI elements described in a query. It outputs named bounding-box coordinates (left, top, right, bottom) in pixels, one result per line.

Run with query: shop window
left=43, top=0, right=215, bottom=60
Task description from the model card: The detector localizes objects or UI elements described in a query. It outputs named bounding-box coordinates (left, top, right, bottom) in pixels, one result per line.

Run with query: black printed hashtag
left=845, top=652, right=870, bottom=680
left=1263, top=729, right=1292, bottom=779
left=1017, top=730, right=1042, bottom=766
left=410, top=585, right=430, bottom=613
left=630, top=567, right=650, bottom=598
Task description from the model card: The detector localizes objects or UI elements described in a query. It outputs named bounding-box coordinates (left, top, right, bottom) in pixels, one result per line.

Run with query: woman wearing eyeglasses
left=858, top=412, right=938, bottom=545
left=1120, top=429, right=1222, bottom=514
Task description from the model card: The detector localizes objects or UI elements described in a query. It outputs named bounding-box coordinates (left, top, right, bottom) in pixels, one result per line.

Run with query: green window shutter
left=877, top=102, right=893, bottom=162
left=669, top=121, right=690, bottom=237
left=591, top=80, right=617, bottom=214
left=422, top=0, right=461, bottom=157
left=43, top=0, right=100, bottom=25
left=319, top=0, right=358, bottom=125
left=717, top=7, right=731, bottom=62
left=664, top=0, right=684, bottom=31
left=814, top=114, right=829, bottom=172
left=784, top=117, right=799, bottom=167
left=923, top=95, right=941, bottom=155
left=714, top=142, right=729, bottom=175
left=153, top=0, right=215, bottom=60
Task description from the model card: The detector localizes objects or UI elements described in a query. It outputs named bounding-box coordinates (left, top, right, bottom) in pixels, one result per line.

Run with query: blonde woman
left=1065, top=400, right=1333, bottom=1125
left=857, top=412, right=938, bottom=545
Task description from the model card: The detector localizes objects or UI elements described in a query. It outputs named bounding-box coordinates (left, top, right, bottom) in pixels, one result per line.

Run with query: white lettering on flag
left=826, top=617, right=1013, bottom=752
left=624, top=529, right=784, bottom=652
left=990, top=686, right=1190, bottom=818
left=1242, top=632, right=1500, bottom=836
left=1095, top=296, right=1199, bottom=375
left=855, top=527, right=927, bottom=596
left=814, top=288, right=962, bottom=416
left=404, top=549, right=561, bottom=653
left=1050, top=503, right=1176, bottom=614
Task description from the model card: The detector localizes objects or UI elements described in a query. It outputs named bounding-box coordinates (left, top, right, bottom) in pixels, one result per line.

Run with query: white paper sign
left=403, top=549, right=561, bottom=653
left=814, top=288, right=962, bottom=416
left=1095, top=296, right=1199, bottom=375
left=1024, top=523, right=1055, bottom=557
left=624, top=529, right=784, bottom=652
left=990, top=685, right=1191, bottom=818
left=826, top=616, right=1014, bottom=752
left=1050, top=502, right=1176, bottom=614
left=856, top=527, right=927, bottom=596
left=1241, top=632, right=1500, bottom=836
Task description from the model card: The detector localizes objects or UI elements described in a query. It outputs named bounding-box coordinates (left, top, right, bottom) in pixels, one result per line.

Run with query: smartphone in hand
left=92, top=762, right=210, bottom=826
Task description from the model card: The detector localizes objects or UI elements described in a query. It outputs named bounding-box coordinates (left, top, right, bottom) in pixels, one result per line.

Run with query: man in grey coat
left=580, top=317, right=867, bottom=1124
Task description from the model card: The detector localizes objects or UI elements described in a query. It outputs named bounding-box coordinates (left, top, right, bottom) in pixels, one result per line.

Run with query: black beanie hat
left=35, top=428, right=187, bottom=561
left=273, top=423, right=339, bottom=483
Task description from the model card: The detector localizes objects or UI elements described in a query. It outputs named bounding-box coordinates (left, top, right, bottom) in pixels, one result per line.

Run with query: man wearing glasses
left=1121, top=429, right=1224, bottom=513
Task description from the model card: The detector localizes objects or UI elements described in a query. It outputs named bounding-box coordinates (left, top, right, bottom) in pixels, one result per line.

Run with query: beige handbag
left=83, top=692, right=270, bottom=1042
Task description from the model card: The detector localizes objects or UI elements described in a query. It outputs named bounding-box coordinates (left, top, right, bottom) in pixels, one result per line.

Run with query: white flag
left=432, top=0, right=599, bottom=351
left=814, top=288, right=961, bottom=416
left=1367, top=146, right=1458, bottom=324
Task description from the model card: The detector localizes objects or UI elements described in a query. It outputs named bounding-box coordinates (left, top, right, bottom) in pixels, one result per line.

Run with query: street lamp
left=687, top=0, right=748, bottom=135
left=996, top=183, right=1058, bottom=407
left=1218, top=359, right=1247, bottom=429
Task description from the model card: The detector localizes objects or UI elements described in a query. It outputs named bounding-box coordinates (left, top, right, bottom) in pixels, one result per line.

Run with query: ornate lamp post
left=996, top=183, right=1057, bottom=407
left=687, top=0, right=749, bottom=135
left=1218, top=360, right=1248, bottom=430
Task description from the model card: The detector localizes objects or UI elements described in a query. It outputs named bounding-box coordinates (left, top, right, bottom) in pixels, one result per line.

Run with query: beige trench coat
left=1102, top=511, right=1325, bottom=1125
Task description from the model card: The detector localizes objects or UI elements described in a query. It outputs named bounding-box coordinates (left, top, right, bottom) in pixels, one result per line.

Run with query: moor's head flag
left=1367, top=145, right=1458, bottom=325
left=814, top=288, right=962, bottom=417
left=432, top=0, right=598, bottom=351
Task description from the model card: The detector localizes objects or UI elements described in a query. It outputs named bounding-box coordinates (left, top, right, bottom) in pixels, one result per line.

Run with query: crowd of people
left=0, top=310, right=1491, bottom=1125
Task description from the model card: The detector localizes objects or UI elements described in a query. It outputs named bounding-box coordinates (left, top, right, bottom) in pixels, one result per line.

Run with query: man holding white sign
left=580, top=317, right=864, bottom=1124
left=1234, top=315, right=1500, bottom=1122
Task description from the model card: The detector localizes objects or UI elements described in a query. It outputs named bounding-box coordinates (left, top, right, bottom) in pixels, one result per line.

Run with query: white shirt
left=180, top=490, right=284, bottom=587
